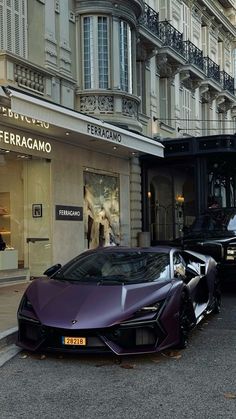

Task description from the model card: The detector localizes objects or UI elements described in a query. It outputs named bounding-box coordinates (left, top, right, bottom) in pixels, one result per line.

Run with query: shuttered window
left=160, top=78, right=170, bottom=124
left=182, top=87, right=192, bottom=133
left=0, top=0, right=27, bottom=58
left=182, top=3, right=190, bottom=41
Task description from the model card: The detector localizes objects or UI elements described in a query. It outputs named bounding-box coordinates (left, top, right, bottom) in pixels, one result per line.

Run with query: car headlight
left=226, top=246, right=236, bottom=261
left=137, top=301, right=163, bottom=313
left=120, top=301, right=164, bottom=326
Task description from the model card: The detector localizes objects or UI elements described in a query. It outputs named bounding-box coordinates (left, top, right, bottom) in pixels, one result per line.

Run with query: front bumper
left=17, top=317, right=167, bottom=356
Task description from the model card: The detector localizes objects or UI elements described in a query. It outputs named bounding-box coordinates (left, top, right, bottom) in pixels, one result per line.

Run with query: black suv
left=181, top=208, right=236, bottom=281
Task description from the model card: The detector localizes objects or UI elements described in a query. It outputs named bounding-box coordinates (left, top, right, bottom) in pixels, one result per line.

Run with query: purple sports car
left=17, top=246, right=220, bottom=355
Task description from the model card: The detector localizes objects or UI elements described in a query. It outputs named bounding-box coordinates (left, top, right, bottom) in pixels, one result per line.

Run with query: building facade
left=0, top=0, right=236, bottom=275
left=138, top=0, right=236, bottom=242
left=0, top=0, right=164, bottom=277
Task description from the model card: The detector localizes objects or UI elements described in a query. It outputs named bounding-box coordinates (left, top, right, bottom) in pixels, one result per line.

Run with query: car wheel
left=177, top=292, right=194, bottom=349
left=212, top=283, right=221, bottom=314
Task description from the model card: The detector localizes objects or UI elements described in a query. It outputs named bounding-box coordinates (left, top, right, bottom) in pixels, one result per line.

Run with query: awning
left=0, top=86, right=164, bottom=159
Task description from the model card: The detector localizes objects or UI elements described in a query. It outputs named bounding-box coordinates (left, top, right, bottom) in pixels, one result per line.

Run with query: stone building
left=0, top=0, right=236, bottom=275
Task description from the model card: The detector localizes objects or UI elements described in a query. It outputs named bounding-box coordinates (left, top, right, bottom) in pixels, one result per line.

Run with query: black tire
left=176, top=292, right=194, bottom=349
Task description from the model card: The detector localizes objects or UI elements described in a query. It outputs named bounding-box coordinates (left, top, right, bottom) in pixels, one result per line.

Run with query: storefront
left=141, top=135, right=236, bottom=243
left=0, top=86, right=163, bottom=277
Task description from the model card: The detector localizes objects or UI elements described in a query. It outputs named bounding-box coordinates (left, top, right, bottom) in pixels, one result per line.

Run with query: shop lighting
left=16, top=154, right=32, bottom=160
left=176, top=194, right=184, bottom=204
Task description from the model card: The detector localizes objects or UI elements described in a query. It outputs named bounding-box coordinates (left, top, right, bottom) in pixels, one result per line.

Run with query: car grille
left=18, top=318, right=166, bottom=354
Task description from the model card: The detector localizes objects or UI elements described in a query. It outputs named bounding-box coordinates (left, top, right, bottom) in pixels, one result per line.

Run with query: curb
left=0, top=327, right=18, bottom=350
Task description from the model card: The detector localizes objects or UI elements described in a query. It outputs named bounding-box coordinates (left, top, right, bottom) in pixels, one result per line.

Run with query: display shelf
left=0, top=250, right=18, bottom=270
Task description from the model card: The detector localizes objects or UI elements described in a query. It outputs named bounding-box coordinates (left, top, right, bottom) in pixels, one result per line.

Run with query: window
left=182, top=2, right=190, bottom=41
left=173, top=252, right=186, bottom=279
left=159, top=78, right=171, bottom=124
left=119, top=20, right=132, bottom=93
left=83, top=16, right=109, bottom=89
left=0, top=0, right=27, bottom=58
left=136, top=61, right=146, bottom=113
left=98, top=17, right=108, bottom=89
left=181, top=87, right=192, bottom=133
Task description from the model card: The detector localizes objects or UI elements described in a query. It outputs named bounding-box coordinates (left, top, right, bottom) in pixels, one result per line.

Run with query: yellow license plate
left=62, top=337, right=86, bottom=346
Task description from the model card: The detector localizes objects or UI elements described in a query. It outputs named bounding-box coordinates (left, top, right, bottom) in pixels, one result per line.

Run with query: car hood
left=184, top=236, right=236, bottom=245
left=24, top=277, right=172, bottom=329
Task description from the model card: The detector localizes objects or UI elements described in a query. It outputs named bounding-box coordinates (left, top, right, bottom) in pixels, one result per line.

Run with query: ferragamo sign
left=0, top=129, right=52, bottom=154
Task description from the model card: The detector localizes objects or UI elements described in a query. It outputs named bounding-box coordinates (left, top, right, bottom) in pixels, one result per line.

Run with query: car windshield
left=187, top=209, right=236, bottom=237
left=54, top=251, right=170, bottom=284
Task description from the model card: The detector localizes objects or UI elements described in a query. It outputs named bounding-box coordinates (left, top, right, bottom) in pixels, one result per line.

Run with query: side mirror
left=43, top=263, right=62, bottom=277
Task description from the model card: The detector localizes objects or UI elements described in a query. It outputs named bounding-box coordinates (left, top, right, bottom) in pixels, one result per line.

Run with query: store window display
left=84, top=172, right=120, bottom=249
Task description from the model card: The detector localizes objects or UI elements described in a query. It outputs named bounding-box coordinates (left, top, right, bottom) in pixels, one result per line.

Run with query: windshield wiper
left=97, top=275, right=127, bottom=285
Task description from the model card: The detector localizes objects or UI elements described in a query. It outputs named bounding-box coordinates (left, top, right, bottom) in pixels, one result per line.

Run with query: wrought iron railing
left=158, top=21, right=185, bottom=57
left=139, top=3, right=235, bottom=96
left=203, top=57, right=221, bottom=84
left=139, top=3, right=160, bottom=38
left=220, top=70, right=234, bottom=95
left=183, top=40, right=204, bottom=71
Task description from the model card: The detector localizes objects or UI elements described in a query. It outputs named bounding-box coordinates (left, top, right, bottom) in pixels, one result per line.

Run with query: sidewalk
left=0, top=281, right=29, bottom=348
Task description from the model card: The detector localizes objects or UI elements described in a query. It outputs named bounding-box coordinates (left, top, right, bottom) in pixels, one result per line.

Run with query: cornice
left=75, top=0, right=144, bottom=26
left=197, top=0, right=236, bottom=37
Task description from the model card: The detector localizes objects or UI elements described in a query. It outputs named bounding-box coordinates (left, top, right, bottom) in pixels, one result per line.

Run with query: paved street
left=0, top=287, right=235, bottom=419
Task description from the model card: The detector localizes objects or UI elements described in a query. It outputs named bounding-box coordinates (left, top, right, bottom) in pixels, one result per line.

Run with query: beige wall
left=51, top=140, right=131, bottom=266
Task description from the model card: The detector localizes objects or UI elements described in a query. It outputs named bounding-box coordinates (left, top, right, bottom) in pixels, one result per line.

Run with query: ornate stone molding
left=156, top=54, right=180, bottom=79
left=59, top=44, right=72, bottom=74
left=199, top=84, right=219, bottom=103
left=122, top=98, right=138, bottom=117
left=216, top=95, right=235, bottom=113
left=14, top=64, right=45, bottom=94
left=45, top=36, right=58, bottom=67
left=80, top=95, right=114, bottom=113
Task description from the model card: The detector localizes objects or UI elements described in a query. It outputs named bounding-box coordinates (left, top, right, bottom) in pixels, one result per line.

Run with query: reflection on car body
left=17, top=246, right=220, bottom=356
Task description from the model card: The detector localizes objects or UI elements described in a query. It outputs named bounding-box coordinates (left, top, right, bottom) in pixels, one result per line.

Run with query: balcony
left=139, top=3, right=160, bottom=38
left=179, top=41, right=205, bottom=89
left=0, top=52, right=76, bottom=109
left=184, top=41, right=204, bottom=71
left=0, top=52, right=46, bottom=96
left=137, top=3, right=162, bottom=60
left=203, top=57, right=221, bottom=84
left=76, top=90, right=142, bottom=133
left=221, top=70, right=234, bottom=95
left=138, top=3, right=235, bottom=99
left=158, top=21, right=185, bottom=58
